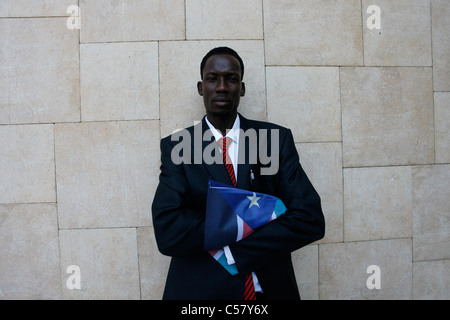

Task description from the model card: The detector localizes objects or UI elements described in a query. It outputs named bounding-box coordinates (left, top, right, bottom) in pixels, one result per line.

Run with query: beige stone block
left=341, top=67, right=434, bottom=167
left=296, top=143, right=343, bottom=243
left=55, top=121, right=160, bottom=229
left=292, top=245, right=318, bottom=300
left=0, top=124, right=55, bottom=204
left=186, top=0, right=263, bottom=40
left=432, top=0, right=450, bottom=91
left=412, top=165, right=450, bottom=261
left=80, top=0, right=185, bottom=43
left=0, top=204, right=61, bottom=299
left=137, top=227, right=171, bottom=300
left=435, top=93, right=450, bottom=164
left=344, top=167, right=412, bottom=242
left=264, top=0, right=363, bottom=66
left=363, top=0, right=432, bottom=66
left=60, top=228, right=140, bottom=300
left=0, top=0, right=74, bottom=17
left=81, top=42, right=159, bottom=121
left=267, top=67, right=341, bottom=142
left=0, top=18, right=80, bottom=124
left=413, top=260, right=450, bottom=300
left=159, top=41, right=266, bottom=138
left=319, top=239, right=412, bottom=300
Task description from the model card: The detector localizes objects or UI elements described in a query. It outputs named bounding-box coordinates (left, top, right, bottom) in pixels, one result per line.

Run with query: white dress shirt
left=205, top=115, right=262, bottom=293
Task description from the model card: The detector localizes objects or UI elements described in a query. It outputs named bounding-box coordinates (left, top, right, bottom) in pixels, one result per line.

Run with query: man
left=152, top=47, right=325, bottom=300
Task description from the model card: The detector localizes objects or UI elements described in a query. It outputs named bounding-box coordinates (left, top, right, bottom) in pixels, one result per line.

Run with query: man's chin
left=211, top=112, right=238, bottom=123
left=208, top=106, right=237, bottom=117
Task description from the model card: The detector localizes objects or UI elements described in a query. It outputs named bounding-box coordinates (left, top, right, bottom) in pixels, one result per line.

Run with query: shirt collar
left=205, top=114, right=240, bottom=143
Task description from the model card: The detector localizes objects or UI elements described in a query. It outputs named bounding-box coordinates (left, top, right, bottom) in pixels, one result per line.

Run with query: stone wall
left=0, top=0, right=449, bottom=299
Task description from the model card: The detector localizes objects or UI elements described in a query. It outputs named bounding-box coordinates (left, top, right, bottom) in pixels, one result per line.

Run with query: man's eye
left=206, top=76, right=217, bottom=82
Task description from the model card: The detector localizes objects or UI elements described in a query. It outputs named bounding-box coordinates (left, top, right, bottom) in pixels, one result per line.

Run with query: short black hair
left=200, top=47, right=245, bottom=80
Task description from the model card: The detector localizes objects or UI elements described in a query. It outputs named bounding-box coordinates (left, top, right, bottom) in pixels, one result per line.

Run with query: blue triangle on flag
left=204, top=182, right=238, bottom=251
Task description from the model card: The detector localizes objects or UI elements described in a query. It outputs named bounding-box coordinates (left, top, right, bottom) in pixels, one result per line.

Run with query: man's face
left=198, top=54, right=245, bottom=118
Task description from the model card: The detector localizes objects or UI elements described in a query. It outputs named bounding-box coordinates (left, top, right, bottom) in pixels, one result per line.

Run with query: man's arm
left=229, top=128, right=325, bottom=275
left=151, top=137, right=206, bottom=257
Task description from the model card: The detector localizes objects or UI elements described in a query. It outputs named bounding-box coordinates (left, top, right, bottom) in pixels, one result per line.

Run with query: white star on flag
left=247, top=192, right=261, bottom=208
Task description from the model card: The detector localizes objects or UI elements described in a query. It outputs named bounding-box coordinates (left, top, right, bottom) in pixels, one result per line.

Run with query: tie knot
left=221, top=137, right=231, bottom=150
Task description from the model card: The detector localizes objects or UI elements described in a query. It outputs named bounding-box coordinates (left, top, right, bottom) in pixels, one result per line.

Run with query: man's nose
left=216, top=78, right=228, bottom=92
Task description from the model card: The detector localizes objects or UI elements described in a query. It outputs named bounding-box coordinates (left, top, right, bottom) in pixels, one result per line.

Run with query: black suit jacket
left=152, top=115, right=325, bottom=300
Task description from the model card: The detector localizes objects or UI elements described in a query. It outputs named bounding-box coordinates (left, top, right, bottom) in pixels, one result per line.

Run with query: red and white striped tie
left=221, top=137, right=256, bottom=301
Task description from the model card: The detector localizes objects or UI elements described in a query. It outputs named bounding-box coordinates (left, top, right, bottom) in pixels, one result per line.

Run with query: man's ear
left=240, top=82, right=246, bottom=97
left=197, top=81, right=203, bottom=96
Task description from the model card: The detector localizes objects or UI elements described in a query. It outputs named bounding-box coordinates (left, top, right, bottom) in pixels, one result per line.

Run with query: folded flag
left=205, top=179, right=287, bottom=259
left=208, top=248, right=239, bottom=276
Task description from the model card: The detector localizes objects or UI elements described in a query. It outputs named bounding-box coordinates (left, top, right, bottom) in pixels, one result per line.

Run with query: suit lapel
left=195, top=117, right=233, bottom=185
left=237, top=115, right=252, bottom=190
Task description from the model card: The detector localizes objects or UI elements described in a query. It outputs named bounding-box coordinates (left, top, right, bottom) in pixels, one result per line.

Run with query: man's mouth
left=213, top=96, right=231, bottom=103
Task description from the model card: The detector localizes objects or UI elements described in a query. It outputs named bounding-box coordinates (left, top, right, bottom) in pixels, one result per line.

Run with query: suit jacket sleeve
left=151, top=137, right=206, bottom=257
left=229, top=128, right=325, bottom=275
